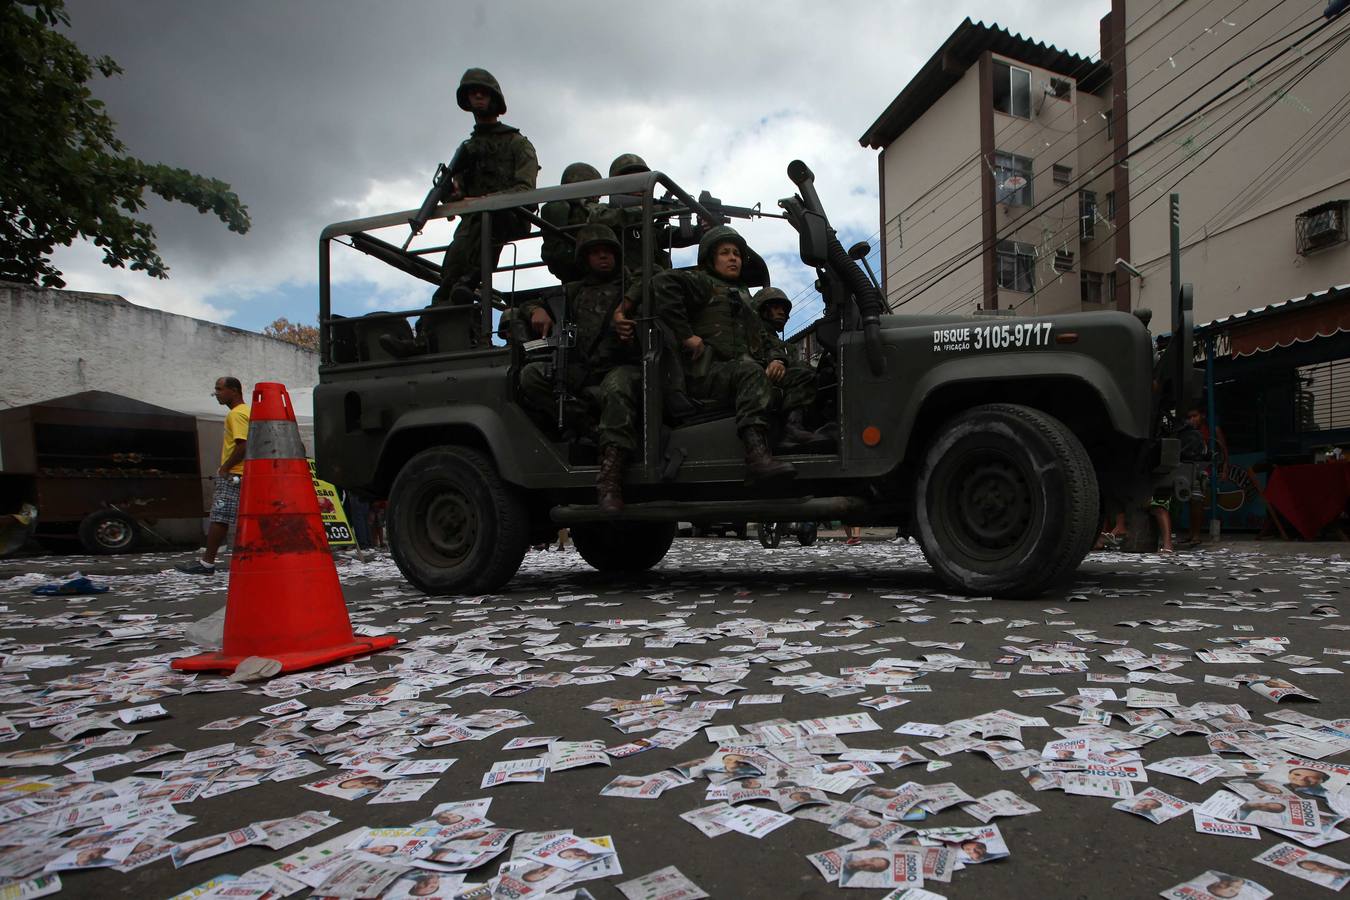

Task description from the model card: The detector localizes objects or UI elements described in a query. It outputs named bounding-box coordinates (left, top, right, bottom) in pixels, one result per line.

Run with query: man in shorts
left=178, top=377, right=249, bottom=574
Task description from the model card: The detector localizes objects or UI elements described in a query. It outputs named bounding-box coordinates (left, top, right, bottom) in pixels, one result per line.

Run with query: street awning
left=1195, top=283, right=1350, bottom=358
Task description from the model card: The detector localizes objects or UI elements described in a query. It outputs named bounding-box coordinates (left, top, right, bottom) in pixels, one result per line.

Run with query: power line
left=890, top=10, right=1341, bottom=312
left=1005, top=24, right=1350, bottom=312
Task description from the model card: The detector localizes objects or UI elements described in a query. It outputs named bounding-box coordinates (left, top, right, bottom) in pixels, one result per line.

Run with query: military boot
left=782, top=410, right=818, bottom=446
left=596, top=445, right=628, bottom=514
left=741, top=427, right=796, bottom=485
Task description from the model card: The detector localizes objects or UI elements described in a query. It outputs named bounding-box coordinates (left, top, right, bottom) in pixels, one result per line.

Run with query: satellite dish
left=1001, top=175, right=1028, bottom=191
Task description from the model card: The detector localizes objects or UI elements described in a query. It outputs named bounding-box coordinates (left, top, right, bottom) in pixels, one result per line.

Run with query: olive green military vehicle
left=314, top=161, right=1194, bottom=598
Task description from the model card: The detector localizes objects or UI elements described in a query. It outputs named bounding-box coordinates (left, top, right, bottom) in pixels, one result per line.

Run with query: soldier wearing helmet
left=614, top=226, right=797, bottom=485
left=384, top=69, right=541, bottom=357
left=540, top=162, right=602, bottom=282
left=435, top=68, right=540, bottom=304
left=586, top=153, right=698, bottom=274
left=518, top=225, right=641, bottom=513
left=755, top=287, right=819, bottom=445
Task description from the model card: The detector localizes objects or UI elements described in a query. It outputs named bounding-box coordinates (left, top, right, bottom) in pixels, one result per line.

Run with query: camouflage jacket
left=458, top=123, right=539, bottom=197
left=584, top=202, right=674, bottom=272
left=539, top=199, right=590, bottom=282
left=522, top=273, right=637, bottom=370
left=650, top=268, right=784, bottom=367
left=764, top=327, right=803, bottom=366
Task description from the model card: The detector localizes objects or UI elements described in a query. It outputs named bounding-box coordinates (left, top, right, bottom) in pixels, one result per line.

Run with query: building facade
left=862, top=1, right=1350, bottom=324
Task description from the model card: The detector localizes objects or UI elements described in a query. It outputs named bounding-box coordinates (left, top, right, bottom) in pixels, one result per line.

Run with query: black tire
left=797, top=523, right=818, bottom=547
left=78, top=510, right=138, bottom=554
left=913, top=403, right=1099, bottom=598
left=758, top=522, right=781, bottom=549
left=571, top=521, right=676, bottom=572
left=387, top=447, right=528, bottom=595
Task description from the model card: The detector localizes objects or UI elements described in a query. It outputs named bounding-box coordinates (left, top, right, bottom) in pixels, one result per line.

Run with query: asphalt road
left=0, top=535, right=1347, bottom=899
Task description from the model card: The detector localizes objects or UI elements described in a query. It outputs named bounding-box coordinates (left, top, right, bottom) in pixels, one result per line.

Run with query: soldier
left=616, top=225, right=796, bottom=485
left=587, top=154, right=699, bottom=273
left=518, top=225, right=640, bottom=513
left=755, top=287, right=819, bottom=445
left=435, top=68, right=540, bottom=305
left=539, top=162, right=602, bottom=282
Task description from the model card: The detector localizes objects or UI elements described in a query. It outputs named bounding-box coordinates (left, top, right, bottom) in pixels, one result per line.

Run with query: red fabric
left=1263, top=461, right=1350, bottom=540
left=1230, top=301, right=1350, bottom=357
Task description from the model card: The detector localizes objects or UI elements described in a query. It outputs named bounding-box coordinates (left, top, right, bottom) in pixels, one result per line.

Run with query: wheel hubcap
left=944, top=451, right=1034, bottom=557
left=97, top=520, right=131, bottom=547
left=423, top=490, right=476, bottom=563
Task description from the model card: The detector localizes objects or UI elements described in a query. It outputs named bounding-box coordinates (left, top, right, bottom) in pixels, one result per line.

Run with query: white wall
left=0, top=286, right=320, bottom=545
left=0, top=286, right=318, bottom=418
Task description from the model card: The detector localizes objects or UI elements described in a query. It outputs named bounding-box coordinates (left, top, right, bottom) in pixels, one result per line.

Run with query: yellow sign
left=307, top=459, right=356, bottom=548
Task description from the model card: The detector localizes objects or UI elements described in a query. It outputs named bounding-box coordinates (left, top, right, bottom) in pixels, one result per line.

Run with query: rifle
left=605, top=189, right=782, bottom=225
left=402, top=141, right=469, bottom=250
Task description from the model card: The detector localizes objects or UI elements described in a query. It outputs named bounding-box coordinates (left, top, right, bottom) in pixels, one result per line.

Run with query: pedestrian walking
left=178, top=377, right=249, bottom=574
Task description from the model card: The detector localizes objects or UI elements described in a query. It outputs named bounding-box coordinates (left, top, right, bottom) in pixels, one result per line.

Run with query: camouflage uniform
left=540, top=162, right=601, bottom=283
left=585, top=154, right=678, bottom=273
left=518, top=227, right=640, bottom=453
left=753, top=287, right=815, bottom=416
left=651, top=226, right=787, bottom=432
left=434, top=69, right=541, bottom=305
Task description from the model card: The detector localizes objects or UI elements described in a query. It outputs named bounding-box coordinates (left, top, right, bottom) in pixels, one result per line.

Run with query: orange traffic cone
left=173, top=382, right=397, bottom=674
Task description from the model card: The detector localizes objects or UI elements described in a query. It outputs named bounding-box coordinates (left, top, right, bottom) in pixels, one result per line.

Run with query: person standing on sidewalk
left=179, top=377, right=249, bottom=574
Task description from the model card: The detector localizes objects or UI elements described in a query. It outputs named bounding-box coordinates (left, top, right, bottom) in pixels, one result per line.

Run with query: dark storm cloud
left=53, top=1, right=1102, bottom=323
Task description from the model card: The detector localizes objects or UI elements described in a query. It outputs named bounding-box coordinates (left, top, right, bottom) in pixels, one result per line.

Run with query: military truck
left=314, top=161, right=1194, bottom=598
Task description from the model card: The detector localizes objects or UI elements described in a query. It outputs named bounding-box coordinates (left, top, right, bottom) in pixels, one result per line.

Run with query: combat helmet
left=574, top=224, right=622, bottom=266
left=561, top=162, right=602, bottom=185
left=755, top=287, right=792, bottom=318
left=698, top=225, right=769, bottom=287
left=457, top=68, right=506, bottom=115
left=609, top=154, right=650, bottom=177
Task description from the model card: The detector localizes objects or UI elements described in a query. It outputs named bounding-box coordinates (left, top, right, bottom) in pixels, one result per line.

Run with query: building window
left=1053, top=164, right=1073, bottom=186
left=994, top=152, right=1033, bottom=206
left=996, top=240, right=1035, bottom=292
left=992, top=61, right=1032, bottom=119
left=1295, top=200, right=1348, bottom=255
left=1105, top=271, right=1117, bottom=305
left=1082, top=270, right=1104, bottom=304
left=1106, top=191, right=1116, bottom=221
left=1104, top=110, right=1114, bottom=140
left=1079, top=190, right=1097, bottom=240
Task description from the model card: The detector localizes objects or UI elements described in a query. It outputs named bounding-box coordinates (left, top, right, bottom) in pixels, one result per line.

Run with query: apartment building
left=861, top=1, right=1350, bottom=324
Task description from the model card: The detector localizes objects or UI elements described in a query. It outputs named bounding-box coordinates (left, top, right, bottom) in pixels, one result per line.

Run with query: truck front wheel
left=914, top=403, right=1098, bottom=598
left=387, top=447, right=528, bottom=595
left=571, top=522, right=675, bottom=573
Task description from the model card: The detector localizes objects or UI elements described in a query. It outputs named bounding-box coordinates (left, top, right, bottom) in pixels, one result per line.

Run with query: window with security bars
left=1079, top=190, right=1097, bottom=240
left=996, top=240, right=1035, bottom=292
left=1081, top=270, right=1104, bottom=304
left=1298, top=359, right=1350, bottom=432
left=994, top=152, right=1033, bottom=206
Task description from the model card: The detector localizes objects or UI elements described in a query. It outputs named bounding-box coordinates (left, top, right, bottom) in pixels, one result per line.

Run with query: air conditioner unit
left=1053, top=251, right=1075, bottom=272
left=1297, top=200, right=1348, bottom=255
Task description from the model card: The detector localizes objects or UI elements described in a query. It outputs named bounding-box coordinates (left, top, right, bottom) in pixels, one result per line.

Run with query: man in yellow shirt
left=179, top=377, right=249, bottom=574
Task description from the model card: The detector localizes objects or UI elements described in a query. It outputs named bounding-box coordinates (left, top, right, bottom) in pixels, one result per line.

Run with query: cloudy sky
left=53, top=0, right=1108, bottom=336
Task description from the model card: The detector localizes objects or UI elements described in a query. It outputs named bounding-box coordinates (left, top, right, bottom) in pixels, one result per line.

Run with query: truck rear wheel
left=914, top=404, right=1098, bottom=598
left=79, top=510, right=138, bottom=554
left=387, top=447, right=528, bottom=595
left=571, top=521, right=675, bottom=573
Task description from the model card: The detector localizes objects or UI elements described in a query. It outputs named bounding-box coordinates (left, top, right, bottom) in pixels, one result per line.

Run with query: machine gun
left=401, top=141, right=469, bottom=251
